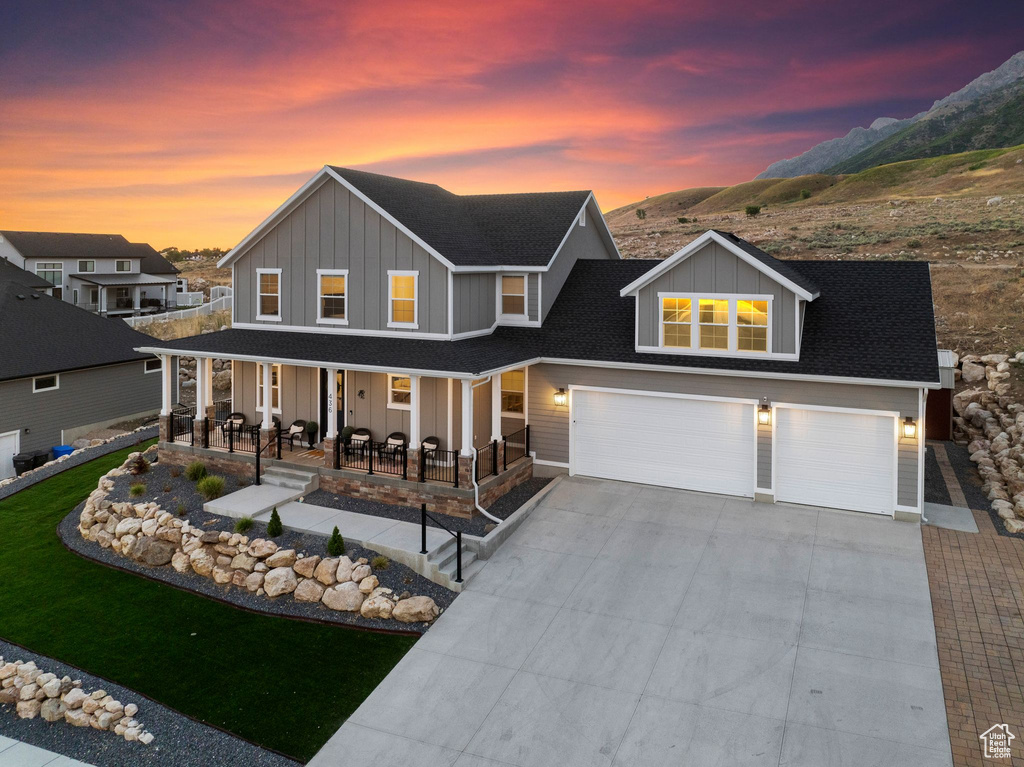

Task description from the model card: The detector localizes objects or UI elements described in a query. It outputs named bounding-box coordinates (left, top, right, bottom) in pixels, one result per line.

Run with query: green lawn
left=0, top=442, right=416, bottom=762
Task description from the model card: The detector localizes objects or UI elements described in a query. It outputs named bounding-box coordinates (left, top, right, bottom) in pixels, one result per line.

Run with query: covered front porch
left=71, top=273, right=177, bottom=315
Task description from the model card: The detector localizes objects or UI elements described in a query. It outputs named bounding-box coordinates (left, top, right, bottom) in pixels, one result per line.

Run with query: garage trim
left=771, top=401, right=900, bottom=515
left=0, top=428, right=21, bottom=481
left=568, top=384, right=760, bottom=494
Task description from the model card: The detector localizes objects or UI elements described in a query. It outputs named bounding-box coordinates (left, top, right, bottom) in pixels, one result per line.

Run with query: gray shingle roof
left=711, top=230, right=820, bottom=296
left=0, top=259, right=51, bottom=289
left=329, top=167, right=590, bottom=267
left=0, top=231, right=177, bottom=274
left=0, top=280, right=156, bottom=382
left=144, top=259, right=938, bottom=385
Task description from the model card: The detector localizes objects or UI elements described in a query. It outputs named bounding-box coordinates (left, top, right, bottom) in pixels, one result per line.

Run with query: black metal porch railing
left=333, top=435, right=408, bottom=479
left=206, top=419, right=261, bottom=454
left=420, top=504, right=463, bottom=583
left=420, top=447, right=459, bottom=487
left=170, top=405, right=195, bottom=444
left=213, top=399, right=233, bottom=422
left=503, top=425, right=530, bottom=470
left=476, top=440, right=498, bottom=482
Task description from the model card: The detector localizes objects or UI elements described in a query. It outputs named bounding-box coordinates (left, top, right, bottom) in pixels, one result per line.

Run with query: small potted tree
left=304, top=420, right=319, bottom=448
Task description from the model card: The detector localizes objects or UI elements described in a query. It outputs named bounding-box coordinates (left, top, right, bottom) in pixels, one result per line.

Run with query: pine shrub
left=328, top=526, right=345, bottom=557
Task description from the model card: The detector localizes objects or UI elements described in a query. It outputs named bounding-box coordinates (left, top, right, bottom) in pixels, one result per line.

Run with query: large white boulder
left=263, top=567, right=298, bottom=597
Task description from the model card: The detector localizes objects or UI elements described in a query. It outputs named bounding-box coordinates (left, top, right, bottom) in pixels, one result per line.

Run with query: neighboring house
left=140, top=166, right=940, bottom=520
left=0, top=277, right=171, bottom=479
left=0, top=231, right=180, bottom=316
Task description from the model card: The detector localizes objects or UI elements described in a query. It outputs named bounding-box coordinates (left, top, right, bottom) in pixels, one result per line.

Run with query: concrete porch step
left=428, top=536, right=480, bottom=590
left=261, top=466, right=319, bottom=494
left=204, top=484, right=302, bottom=519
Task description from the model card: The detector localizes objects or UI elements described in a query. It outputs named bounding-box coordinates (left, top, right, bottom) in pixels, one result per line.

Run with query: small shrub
left=677, top=216, right=689, bottom=224
left=169, top=466, right=182, bottom=478
left=176, top=502, right=187, bottom=517
left=745, top=205, right=761, bottom=217
left=635, top=208, right=647, bottom=220
left=327, top=526, right=345, bottom=557
left=907, top=238, right=922, bottom=249
left=371, top=555, right=390, bottom=570
left=162, top=482, right=172, bottom=493
left=234, top=516, right=254, bottom=533
left=267, top=507, right=283, bottom=537
left=128, top=454, right=149, bottom=475
left=184, top=460, right=207, bottom=482
left=800, top=188, right=811, bottom=199
left=129, top=483, right=146, bottom=498
left=196, top=475, right=225, bottom=500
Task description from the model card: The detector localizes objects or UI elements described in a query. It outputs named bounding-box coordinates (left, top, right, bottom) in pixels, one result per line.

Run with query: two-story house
left=0, top=231, right=180, bottom=315
left=141, top=166, right=940, bottom=521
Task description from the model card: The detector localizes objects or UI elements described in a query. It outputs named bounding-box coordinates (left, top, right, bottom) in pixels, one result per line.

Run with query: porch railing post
left=454, top=452, right=459, bottom=489
left=228, top=422, right=233, bottom=453
left=402, top=446, right=408, bottom=481
left=456, top=531, right=463, bottom=583
left=276, top=427, right=282, bottom=460
left=203, top=418, right=209, bottom=450
left=503, top=435, right=507, bottom=472
left=492, top=439, right=498, bottom=477
left=367, top=442, right=374, bottom=475
left=526, top=424, right=530, bottom=457
left=333, top=432, right=340, bottom=470
left=418, top=448, right=424, bottom=484
left=420, top=504, right=427, bottom=554
left=255, top=430, right=261, bottom=486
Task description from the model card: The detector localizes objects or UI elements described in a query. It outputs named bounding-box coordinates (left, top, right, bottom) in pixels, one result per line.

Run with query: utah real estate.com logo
left=980, top=724, right=1015, bottom=760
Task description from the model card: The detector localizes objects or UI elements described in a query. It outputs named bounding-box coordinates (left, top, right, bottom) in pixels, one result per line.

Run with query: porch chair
left=379, top=432, right=407, bottom=459
left=221, top=412, right=246, bottom=436
left=285, top=420, right=307, bottom=451
left=420, top=436, right=440, bottom=460
left=344, top=428, right=371, bottom=459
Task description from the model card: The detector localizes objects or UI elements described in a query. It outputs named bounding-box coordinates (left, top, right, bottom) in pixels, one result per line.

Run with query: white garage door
left=571, top=389, right=755, bottom=497
left=775, top=408, right=895, bottom=514
left=0, top=430, right=19, bottom=481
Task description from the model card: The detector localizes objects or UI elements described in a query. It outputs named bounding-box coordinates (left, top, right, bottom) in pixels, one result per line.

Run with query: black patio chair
left=220, top=412, right=246, bottom=435
left=285, top=420, right=307, bottom=451
left=379, top=432, right=407, bottom=458
left=345, top=428, right=371, bottom=459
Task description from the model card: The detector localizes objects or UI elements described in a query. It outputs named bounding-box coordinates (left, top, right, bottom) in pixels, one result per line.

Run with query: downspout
left=469, top=376, right=502, bottom=524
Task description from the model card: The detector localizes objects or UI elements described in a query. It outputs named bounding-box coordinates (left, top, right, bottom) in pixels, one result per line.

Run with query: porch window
left=33, top=374, right=59, bottom=393
left=388, top=271, right=417, bottom=328
left=388, top=374, right=411, bottom=410
left=115, top=260, right=131, bottom=272
left=501, top=275, right=526, bottom=316
left=78, top=260, right=95, bottom=273
left=256, top=363, right=281, bottom=413
left=501, top=370, right=525, bottom=415
left=736, top=299, right=769, bottom=352
left=317, top=269, right=348, bottom=324
left=35, top=262, right=62, bottom=286
left=661, top=297, right=691, bottom=348
left=256, top=268, right=282, bottom=320
left=698, top=299, right=729, bottom=350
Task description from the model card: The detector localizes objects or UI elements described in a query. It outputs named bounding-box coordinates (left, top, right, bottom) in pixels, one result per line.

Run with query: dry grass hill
left=607, top=145, right=1024, bottom=356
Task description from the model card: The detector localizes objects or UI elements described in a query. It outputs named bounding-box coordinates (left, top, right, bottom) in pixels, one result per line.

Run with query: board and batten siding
left=234, top=180, right=448, bottom=334
left=452, top=273, right=496, bottom=334
left=0, top=361, right=161, bottom=453
left=541, top=206, right=617, bottom=321
left=233, top=362, right=319, bottom=426
left=527, top=363, right=921, bottom=509
left=636, top=241, right=798, bottom=354
left=756, top=420, right=772, bottom=490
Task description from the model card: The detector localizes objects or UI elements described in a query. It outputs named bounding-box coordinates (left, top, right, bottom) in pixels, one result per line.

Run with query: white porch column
left=491, top=374, right=502, bottom=442
left=326, top=367, right=338, bottom=437
left=460, top=378, right=473, bottom=456
left=160, top=355, right=172, bottom=416
left=193, top=357, right=207, bottom=430
left=133, top=285, right=141, bottom=313
left=99, top=288, right=107, bottom=315
left=261, top=362, right=273, bottom=430
left=409, top=375, right=420, bottom=447
left=202, top=358, right=213, bottom=409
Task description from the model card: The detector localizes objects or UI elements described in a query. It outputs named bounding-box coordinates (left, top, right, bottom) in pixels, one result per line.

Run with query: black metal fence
left=503, top=425, right=530, bottom=469
left=213, top=399, right=233, bottom=421
left=170, top=406, right=195, bottom=444
left=420, top=448, right=459, bottom=487
left=420, top=504, right=463, bottom=583
left=476, top=440, right=498, bottom=482
left=334, top=437, right=408, bottom=479
left=206, top=419, right=261, bottom=453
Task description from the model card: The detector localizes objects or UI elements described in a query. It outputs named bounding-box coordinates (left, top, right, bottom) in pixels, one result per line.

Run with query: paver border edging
left=0, top=634, right=301, bottom=767
left=56, top=510, right=422, bottom=639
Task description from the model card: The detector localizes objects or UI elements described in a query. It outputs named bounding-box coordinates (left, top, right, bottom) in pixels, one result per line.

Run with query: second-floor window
left=78, top=260, right=95, bottom=273
left=256, top=268, right=282, bottom=321
left=388, top=271, right=417, bottom=328
left=35, top=262, right=62, bottom=286
left=115, top=260, right=131, bottom=272
left=698, top=299, right=729, bottom=351
left=660, top=295, right=771, bottom=354
left=317, top=269, right=348, bottom=324
left=501, top=275, right=526, bottom=317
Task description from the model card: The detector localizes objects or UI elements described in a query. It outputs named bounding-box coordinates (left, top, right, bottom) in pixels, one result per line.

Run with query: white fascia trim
left=452, top=321, right=499, bottom=340
left=447, top=270, right=454, bottom=338
left=618, top=230, right=818, bottom=301
left=230, top=321, right=448, bottom=340
left=315, top=268, right=349, bottom=326
left=134, top=346, right=477, bottom=380
left=569, top=383, right=759, bottom=407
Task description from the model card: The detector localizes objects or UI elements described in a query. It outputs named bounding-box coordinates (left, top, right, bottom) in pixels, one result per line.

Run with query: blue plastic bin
left=52, top=445, right=74, bottom=458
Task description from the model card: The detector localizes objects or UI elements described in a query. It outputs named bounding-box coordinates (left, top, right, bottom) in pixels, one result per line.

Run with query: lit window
left=33, top=374, right=59, bottom=392
left=317, top=270, right=347, bottom=324
left=698, top=299, right=729, bottom=350
left=35, top=262, right=62, bottom=286
left=389, top=272, right=417, bottom=327
left=661, top=297, right=691, bottom=348
left=115, top=260, right=131, bottom=272
left=501, top=370, right=525, bottom=415
left=389, top=374, right=411, bottom=409
left=256, top=363, right=281, bottom=412
left=78, top=260, right=95, bottom=273
left=737, top=299, right=768, bottom=352
left=257, top=269, right=281, bottom=319
left=501, top=275, right=526, bottom=316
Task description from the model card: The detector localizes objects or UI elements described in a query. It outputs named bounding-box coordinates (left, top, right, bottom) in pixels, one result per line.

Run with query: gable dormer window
left=256, top=268, right=282, bottom=321
left=660, top=294, right=771, bottom=355
left=388, top=271, right=418, bottom=328
left=500, top=275, right=526, bottom=317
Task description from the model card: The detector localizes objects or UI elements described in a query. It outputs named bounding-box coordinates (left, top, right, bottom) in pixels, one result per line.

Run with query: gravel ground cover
left=0, top=427, right=158, bottom=503
left=60, top=461, right=455, bottom=633
left=0, top=639, right=298, bottom=767
left=945, top=440, right=1023, bottom=539
left=304, top=475, right=553, bottom=536
left=924, top=444, right=952, bottom=506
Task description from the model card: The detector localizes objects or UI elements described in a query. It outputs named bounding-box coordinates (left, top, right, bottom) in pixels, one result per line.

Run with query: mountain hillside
left=755, top=51, right=1024, bottom=179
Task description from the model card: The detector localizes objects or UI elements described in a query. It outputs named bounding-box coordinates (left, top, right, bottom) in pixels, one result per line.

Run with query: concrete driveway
left=310, top=476, right=952, bottom=767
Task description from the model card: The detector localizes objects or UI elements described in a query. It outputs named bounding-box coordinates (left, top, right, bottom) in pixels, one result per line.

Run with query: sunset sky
left=2, top=0, right=1022, bottom=249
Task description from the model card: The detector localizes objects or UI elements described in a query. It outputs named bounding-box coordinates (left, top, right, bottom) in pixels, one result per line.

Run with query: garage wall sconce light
left=902, top=416, right=917, bottom=439
left=553, top=388, right=567, bottom=407
left=757, top=404, right=772, bottom=426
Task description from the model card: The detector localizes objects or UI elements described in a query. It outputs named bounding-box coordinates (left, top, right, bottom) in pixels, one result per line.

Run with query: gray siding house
left=0, top=279, right=167, bottom=479
left=142, top=166, right=939, bottom=520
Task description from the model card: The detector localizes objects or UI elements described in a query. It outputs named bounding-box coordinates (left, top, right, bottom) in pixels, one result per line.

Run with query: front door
left=319, top=369, right=344, bottom=442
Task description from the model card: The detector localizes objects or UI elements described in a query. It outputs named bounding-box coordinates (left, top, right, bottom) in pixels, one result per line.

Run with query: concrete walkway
left=310, top=476, right=951, bottom=767
left=0, top=734, right=93, bottom=766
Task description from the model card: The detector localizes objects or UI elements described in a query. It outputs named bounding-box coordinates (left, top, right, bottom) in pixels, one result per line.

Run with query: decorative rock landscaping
left=69, top=447, right=447, bottom=629
left=952, top=350, right=1024, bottom=535
left=0, top=655, right=154, bottom=745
